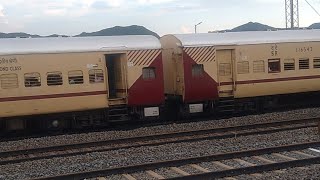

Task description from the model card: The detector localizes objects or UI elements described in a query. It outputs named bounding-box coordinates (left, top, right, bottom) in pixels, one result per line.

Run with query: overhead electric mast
left=285, top=0, right=300, bottom=29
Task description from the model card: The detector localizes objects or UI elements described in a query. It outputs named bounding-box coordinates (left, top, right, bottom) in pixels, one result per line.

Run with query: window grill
left=47, top=72, right=63, bottom=86
left=284, top=59, right=295, bottom=71
left=237, top=61, right=249, bottom=74
left=253, top=60, right=265, bottom=73
left=299, top=59, right=309, bottom=70
left=314, top=58, right=320, bottom=69
left=1, top=74, right=18, bottom=89
left=89, top=69, right=104, bottom=83
left=25, top=73, right=41, bottom=87
left=142, top=67, right=156, bottom=80
left=219, top=63, right=231, bottom=76
left=68, top=70, right=84, bottom=84
left=268, top=59, right=281, bottom=73
left=192, top=64, right=204, bottom=77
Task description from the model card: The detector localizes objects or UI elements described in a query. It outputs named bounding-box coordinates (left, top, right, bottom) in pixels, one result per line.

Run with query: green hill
left=76, top=25, right=160, bottom=38
left=0, top=25, right=159, bottom=38
left=230, top=22, right=276, bottom=32
left=0, top=32, right=40, bottom=38
left=309, top=23, right=320, bottom=29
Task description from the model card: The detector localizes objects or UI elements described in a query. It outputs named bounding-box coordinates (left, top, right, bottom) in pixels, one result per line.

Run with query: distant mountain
left=45, top=34, right=69, bottom=38
left=309, top=23, right=320, bottom=29
left=230, top=22, right=276, bottom=32
left=0, top=25, right=159, bottom=39
left=0, top=32, right=41, bottom=38
left=75, top=25, right=160, bottom=38
left=2, top=22, right=320, bottom=39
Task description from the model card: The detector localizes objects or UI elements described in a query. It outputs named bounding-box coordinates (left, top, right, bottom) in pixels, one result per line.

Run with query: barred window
left=47, top=72, right=63, bottom=86
left=253, top=60, right=265, bottom=73
left=284, top=59, right=295, bottom=71
left=237, top=61, right=249, bottom=74
left=142, top=67, right=156, bottom=80
left=219, top=63, right=231, bottom=76
left=314, top=58, right=320, bottom=69
left=25, top=73, right=41, bottom=87
left=89, top=69, right=104, bottom=83
left=192, top=64, right=204, bottom=77
left=299, top=59, right=309, bottom=70
left=268, top=59, right=281, bottom=73
left=0, top=74, right=18, bottom=89
left=68, top=70, right=84, bottom=84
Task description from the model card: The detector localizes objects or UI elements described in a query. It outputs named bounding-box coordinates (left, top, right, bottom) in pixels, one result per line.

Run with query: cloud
left=90, top=0, right=124, bottom=10
left=0, top=4, right=4, bottom=16
left=91, top=1, right=111, bottom=9
left=106, top=0, right=124, bottom=7
left=180, top=25, right=192, bottom=33
left=0, top=4, right=8, bottom=24
left=137, top=0, right=176, bottom=5
left=44, top=8, right=67, bottom=16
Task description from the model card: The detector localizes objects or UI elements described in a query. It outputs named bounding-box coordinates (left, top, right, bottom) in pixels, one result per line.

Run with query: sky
left=0, top=0, right=320, bottom=36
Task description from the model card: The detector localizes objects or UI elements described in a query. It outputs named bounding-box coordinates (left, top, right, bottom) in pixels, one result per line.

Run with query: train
left=1, top=29, right=320, bottom=131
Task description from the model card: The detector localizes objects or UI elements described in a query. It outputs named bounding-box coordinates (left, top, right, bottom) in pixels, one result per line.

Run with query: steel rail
left=168, top=157, right=320, bottom=180
left=0, top=123, right=315, bottom=166
left=31, top=141, right=320, bottom=180
left=0, top=118, right=318, bottom=166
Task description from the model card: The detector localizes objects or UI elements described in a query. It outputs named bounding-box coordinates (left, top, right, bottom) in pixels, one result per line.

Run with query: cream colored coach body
left=0, top=35, right=161, bottom=118
left=162, top=30, right=320, bottom=101
left=234, top=41, right=320, bottom=98
left=0, top=52, right=108, bottom=117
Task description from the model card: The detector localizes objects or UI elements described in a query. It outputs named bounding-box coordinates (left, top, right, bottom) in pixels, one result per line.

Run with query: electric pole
left=285, top=0, right=300, bottom=29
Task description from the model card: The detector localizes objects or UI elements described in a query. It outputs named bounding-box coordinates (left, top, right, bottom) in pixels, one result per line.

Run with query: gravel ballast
left=1, top=107, right=320, bottom=152
left=231, top=164, right=320, bottom=180
left=0, top=127, right=319, bottom=179
left=0, top=108, right=320, bottom=179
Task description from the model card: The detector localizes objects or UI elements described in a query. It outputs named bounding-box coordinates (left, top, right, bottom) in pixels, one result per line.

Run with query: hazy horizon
left=1, top=0, right=320, bottom=36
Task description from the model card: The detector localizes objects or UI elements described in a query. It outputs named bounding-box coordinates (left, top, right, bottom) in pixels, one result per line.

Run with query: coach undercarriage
left=0, top=105, right=163, bottom=133
left=1, top=91, right=320, bottom=133
left=166, top=90, right=320, bottom=121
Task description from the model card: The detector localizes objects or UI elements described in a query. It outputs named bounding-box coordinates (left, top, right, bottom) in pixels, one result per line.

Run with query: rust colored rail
left=32, top=141, right=320, bottom=180
left=0, top=117, right=318, bottom=166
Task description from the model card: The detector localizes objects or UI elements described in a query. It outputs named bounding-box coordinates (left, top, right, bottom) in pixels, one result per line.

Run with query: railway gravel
left=198, top=162, right=223, bottom=171
left=1, top=107, right=320, bottom=152
left=1, top=108, right=320, bottom=179
left=231, top=164, right=320, bottom=180
left=0, top=127, right=319, bottom=179
left=281, top=151, right=308, bottom=159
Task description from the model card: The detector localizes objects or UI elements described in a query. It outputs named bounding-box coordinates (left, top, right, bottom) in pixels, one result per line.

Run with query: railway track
left=32, top=141, right=320, bottom=180
left=0, top=117, right=318, bottom=166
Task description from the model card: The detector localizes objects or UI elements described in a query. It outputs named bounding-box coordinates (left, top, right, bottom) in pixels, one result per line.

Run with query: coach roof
left=173, top=29, right=320, bottom=47
left=0, top=35, right=161, bottom=55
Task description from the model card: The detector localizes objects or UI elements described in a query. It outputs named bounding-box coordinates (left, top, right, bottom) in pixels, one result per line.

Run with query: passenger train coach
left=0, top=36, right=164, bottom=131
left=161, top=30, right=320, bottom=116
left=2, top=29, right=320, bottom=132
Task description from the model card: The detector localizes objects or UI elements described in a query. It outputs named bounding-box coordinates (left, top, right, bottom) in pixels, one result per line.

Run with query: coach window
left=299, top=59, right=309, bottom=70
left=314, top=58, right=320, bottom=68
left=89, top=69, right=104, bottom=83
left=47, top=72, right=63, bottom=86
left=25, top=73, right=41, bottom=87
left=284, top=59, right=295, bottom=71
left=237, top=61, right=249, bottom=74
left=192, top=64, right=204, bottom=77
left=0, top=74, right=18, bottom=89
left=268, top=59, right=281, bottom=73
left=253, top=60, right=265, bottom=73
left=142, top=67, right=156, bottom=80
left=219, top=63, right=231, bottom=76
left=68, top=70, right=84, bottom=84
